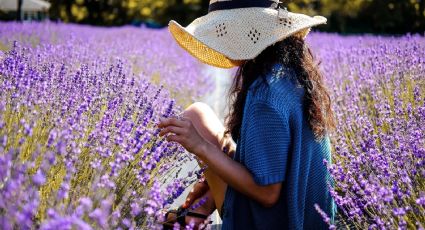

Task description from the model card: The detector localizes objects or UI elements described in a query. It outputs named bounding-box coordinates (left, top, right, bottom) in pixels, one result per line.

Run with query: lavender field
left=0, top=22, right=213, bottom=230
left=0, top=22, right=424, bottom=230
left=308, top=34, right=425, bottom=229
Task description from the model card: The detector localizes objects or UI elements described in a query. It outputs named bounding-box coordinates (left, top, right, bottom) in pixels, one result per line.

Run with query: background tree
left=3, top=0, right=421, bottom=34
left=17, top=0, right=23, bottom=21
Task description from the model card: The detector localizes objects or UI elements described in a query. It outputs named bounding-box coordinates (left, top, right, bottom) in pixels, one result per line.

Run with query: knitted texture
left=242, top=102, right=290, bottom=185
left=221, top=64, right=335, bottom=230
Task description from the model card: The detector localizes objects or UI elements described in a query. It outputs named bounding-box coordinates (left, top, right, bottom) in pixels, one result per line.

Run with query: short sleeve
left=243, top=102, right=291, bottom=186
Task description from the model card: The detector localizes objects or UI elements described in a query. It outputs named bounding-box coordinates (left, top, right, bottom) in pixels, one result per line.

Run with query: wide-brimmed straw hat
left=169, top=0, right=327, bottom=68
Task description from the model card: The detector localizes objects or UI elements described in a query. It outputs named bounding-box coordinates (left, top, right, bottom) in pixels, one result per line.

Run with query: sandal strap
left=186, top=211, right=209, bottom=219
left=176, top=207, right=209, bottom=226
left=176, top=207, right=187, bottom=226
left=162, top=209, right=180, bottom=228
left=164, top=209, right=178, bottom=220
left=163, top=206, right=210, bottom=228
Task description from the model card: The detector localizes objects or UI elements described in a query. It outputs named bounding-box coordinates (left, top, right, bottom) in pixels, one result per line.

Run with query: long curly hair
left=225, top=35, right=335, bottom=141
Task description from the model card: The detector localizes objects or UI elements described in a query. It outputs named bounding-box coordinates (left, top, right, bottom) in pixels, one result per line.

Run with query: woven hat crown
left=169, top=0, right=326, bottom=68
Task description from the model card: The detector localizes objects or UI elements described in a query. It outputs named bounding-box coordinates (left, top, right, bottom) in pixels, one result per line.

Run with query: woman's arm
left=158, top=117, right=282, bottom=208
left=199, top=141, right=282, bottom=208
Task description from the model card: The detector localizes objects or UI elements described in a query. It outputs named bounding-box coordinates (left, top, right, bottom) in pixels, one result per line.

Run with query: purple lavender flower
left=2, top=21, right=423, bottom=230
left=32, top=170, right=46, bottom=186
left=307, top=33, right=425, bottom=229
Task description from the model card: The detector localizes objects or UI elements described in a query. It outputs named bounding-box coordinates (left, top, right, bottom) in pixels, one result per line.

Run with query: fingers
left=166, top=134, right=183, bottom=143
left=158, top=117, right=188, bottom=129
left=158, top=117, right=192, bottom=140
left=159, top=126, right=185, bottom=137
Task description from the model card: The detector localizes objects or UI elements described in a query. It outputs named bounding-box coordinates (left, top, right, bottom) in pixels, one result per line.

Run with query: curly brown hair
left=225, top=35, right=335, bottom=141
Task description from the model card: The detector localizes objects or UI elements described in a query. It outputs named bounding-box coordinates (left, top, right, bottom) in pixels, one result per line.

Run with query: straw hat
left=169, top=0, right=327, bottom=68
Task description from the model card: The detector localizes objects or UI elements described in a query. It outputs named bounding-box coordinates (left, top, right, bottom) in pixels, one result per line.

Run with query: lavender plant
left=0, top=22, right=212, bottom=229
left=308, top=34, right=425, bottom=229
left=1, top=21, right=424, bottom=230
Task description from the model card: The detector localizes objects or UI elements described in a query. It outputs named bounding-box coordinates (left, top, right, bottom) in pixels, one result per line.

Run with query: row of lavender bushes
left=0, top=22, right=214, bottom=229
left=0, top=22, right=424, bottom=230
left=308, top=34, right=425, bottom=229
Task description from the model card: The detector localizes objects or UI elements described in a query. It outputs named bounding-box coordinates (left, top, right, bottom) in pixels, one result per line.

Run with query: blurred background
left=0, top=0, right=424, bottom=34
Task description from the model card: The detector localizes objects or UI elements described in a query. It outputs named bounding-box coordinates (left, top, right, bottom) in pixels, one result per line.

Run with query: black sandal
left=162, top=206, right=210, bottom=229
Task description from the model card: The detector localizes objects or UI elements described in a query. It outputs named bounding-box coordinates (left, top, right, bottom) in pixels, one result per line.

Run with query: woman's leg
left=165, top=102, right=232, bottom=228
left=164, top=190, right=214, bottom=229
left=182, top=102, right=230, bottom=214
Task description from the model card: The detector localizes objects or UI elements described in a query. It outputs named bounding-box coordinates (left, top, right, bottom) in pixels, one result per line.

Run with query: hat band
left=208, top=0, right=272, bottom=12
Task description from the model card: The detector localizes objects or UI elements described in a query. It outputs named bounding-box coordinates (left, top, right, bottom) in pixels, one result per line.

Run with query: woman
left=159, top=0, right=336, bottom=229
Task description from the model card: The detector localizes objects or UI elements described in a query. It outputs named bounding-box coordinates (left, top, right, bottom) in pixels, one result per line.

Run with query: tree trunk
left=17, top=0, right=23, bottom=21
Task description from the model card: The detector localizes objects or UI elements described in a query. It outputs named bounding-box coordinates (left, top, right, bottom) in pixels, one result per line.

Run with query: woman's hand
left=158, top=117, right=209, bottom=157
left=159, top=116, right=282, bottom=208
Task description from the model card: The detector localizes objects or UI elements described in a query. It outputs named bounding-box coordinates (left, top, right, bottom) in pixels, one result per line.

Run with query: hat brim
left=169, top=21, right=242, bottom=69
left=169, top=8, right=326, bottom=69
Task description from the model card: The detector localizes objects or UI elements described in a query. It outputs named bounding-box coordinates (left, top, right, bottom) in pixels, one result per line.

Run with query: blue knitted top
left=221, top=64, right=335, bottom=230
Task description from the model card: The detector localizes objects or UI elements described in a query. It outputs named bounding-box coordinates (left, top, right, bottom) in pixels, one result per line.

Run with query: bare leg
left=182, top=102, right=234, bottom=214
left=165, top=102, right=235, bottom=228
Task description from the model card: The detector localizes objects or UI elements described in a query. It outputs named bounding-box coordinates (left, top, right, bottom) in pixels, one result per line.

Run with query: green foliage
left=46, top=0, right=209, bottom=26
left=287, top=0, right=425, bottom=34
left=35, top=0, right=425, bottom=33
